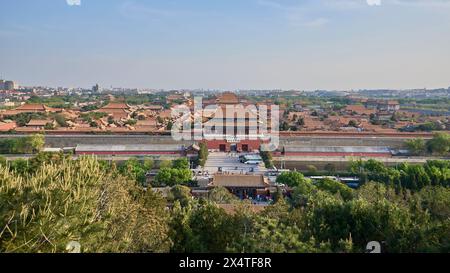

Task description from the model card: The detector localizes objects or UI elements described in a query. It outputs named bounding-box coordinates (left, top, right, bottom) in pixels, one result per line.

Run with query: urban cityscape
left=0, top=0, right=449, bottom=264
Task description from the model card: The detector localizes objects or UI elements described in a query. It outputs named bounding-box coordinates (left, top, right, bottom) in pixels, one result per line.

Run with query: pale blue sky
left=1, top=0, right=449, bottom=90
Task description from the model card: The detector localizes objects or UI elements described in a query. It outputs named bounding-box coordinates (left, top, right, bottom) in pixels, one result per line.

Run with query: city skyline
left=1, top=0, right=450, bottom=90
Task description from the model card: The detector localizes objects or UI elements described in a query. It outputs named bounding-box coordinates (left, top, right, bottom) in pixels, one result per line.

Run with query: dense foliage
left=4, top=113, right=48, bottom=127
left=117, top=158, right=154, bottom=186
left=0, top=156, right=171, bottom=253
left=0, top=135, right=45, bottom=154
left=153, top=158, right=192, bottom=187
left=260, top=151, right=274, bottom=168
left=406, top=133, right=450, bottom=156
left=276, top=171, right=310, bottom=188
left=168, top=182, right=449, bottom=253
left=0, top=155, right=449, bottom=253
left=197, top=143, right=209, bottom=168
left=80, top=112, right=108, bottom=123
left=350, top=159, right=449, bottom=191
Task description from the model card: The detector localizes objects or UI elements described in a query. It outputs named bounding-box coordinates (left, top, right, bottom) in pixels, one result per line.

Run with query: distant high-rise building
left=4, top=81, right=16, bottom=90
left=0, top=80, right=17, bottom=90
left=92, top=83, right=100, bottom=93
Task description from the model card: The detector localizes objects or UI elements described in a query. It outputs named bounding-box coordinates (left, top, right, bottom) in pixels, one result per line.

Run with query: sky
left=0, top=0, right=450, bottom=90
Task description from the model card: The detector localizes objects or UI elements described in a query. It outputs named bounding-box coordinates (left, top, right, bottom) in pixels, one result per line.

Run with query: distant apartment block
left=0, top=80, right=17, bottom=91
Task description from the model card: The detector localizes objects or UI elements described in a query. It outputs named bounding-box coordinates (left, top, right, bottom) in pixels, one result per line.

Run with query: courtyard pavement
left=201, top=152, right=267, bottom=175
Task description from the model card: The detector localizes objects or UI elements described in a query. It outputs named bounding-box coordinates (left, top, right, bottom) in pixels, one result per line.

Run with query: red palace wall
left=203, top=140, right=263, bottom=152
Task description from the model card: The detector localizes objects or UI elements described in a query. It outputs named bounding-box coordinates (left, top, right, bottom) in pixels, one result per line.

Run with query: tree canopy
left=1, top=154, right=449, bottom=253
left=0, top=156, right=171, bottom=253
left=0, top=134, right=45, bottom=154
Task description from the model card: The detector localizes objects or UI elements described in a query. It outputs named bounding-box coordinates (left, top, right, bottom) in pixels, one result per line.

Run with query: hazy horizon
left=1, top=0, right=450, bottom=90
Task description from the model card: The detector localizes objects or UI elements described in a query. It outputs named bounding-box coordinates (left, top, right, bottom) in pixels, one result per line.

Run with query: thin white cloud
left=257, top=0, right=330, bottom=27
left=257, top=0, right=284, bottom=9
left=367, top=0, right=382, bottom=6
left=118, top=0, right=181, bottom=21
left=302, top=17, right=330, bottom=27
left=260, top=0, right=450, bottom=9
left=353, top=0, right=450, bottom=8
left=66, top=0, right=81, bottom=6
left=391, top=0, right=450, bottom=8
left=257, top=0, right=450, bottom=21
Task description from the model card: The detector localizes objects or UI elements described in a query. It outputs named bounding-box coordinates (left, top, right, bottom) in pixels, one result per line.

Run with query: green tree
left=169, top=202, right=194, bottom=253
left=153, top=168, right=192, bottom=187
left=159, top=160, right=173, bottom=169
left=260, top=151, right=274, bottom=168
left=197, top=143, right=209, bottom=168
left=315, top=178, right=353, bottom=201
left=118, top=158, right=151, bottom=185
left=9, top=159, right=30, bottom=175
left=427, top=132, right=450, bottom=155
left=143, top=158, right=154, bottom=170
left=44, top=122, right=55, bottom=130
left=208, top=187, right=238, bottom=204
left=399, top=164, right=431, bottom=191
left=154, top=168, right=173, bottom=187
left=169, top=185, right=192, bottom=207
left=25, top=134, right=45, bottom=154
left=187, top=201, right=233, bottom=252
left=0, top=156, right=171, bottom=253
left=173, top=158, right=189, bottom=170
left=348, top=120, right=358, bottom=127
left=28, top=152, right=69, bottom=173
left=305, top=185, right=428, bottom=252
left=5, top=112, right=48, bottom=127
left=418, top=186, right=450, bottom=221
left=0, top=156, right=7, bottom=166
left=172, top=168, right=192, bottom=185
left=54, top=114, right=68, bottom=127
left=276, top=171, right=311, bottom=189
left=107, top=115, right=115, bottom=124
left=406, top=138, right=426, bottom=156
left=125, top=119, right=137, bottom=126
left=233, top=215, right=327, bottom=253
left=0, top=139, right=17, bottom=154
left=424, top=160, right=450, bottom=187
left=166, top=121, right=173, bottom=130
